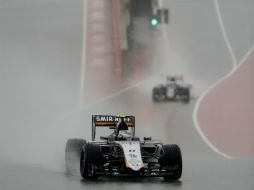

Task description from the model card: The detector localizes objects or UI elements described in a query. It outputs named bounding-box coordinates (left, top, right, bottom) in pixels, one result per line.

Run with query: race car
left=65, top=115, right=182, bottom=181
left=152, top=75, right=191, bottom=103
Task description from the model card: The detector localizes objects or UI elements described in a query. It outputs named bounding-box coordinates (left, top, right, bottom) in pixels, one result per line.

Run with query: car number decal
left=116, top=141, right=144, bottom=171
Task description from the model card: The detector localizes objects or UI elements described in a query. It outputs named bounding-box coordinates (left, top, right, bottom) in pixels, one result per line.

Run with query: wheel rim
left=87, top=165, right=95, bottom=177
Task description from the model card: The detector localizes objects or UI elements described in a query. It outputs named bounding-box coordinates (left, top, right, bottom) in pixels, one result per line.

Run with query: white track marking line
left=78, top=0, right=88, bottom=107
left=158, top=0, right=232, bottom=158
left=193, top=0, right=252, bottom=159
left=192, top=0, right=241, bottom=159
left=193, top=45, right=254, bottom=159
left=214, top=0, right=237, bottom=68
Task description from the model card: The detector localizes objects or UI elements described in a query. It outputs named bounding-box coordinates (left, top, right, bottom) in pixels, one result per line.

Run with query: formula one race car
left=152, top=76, right=191, bottom=103
left=65, top=115, right=182, bottom=181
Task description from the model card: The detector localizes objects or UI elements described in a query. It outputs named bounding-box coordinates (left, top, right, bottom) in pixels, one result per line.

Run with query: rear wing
left=167, top=75, right=183, bottom=81
left=92, top=115, right=135, bottom=141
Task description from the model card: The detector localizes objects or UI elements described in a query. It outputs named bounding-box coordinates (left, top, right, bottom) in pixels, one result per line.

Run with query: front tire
left=160, top=144, right=182, bottom=181
left=152, top=88, right=159, bottom=102
left=182, top=88, right=190, bottom=103
left=80, top=143, right=104, bottom=179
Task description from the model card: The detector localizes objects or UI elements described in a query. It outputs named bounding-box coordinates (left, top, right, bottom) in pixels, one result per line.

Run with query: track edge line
left=193, top=45, right=254, bottom=159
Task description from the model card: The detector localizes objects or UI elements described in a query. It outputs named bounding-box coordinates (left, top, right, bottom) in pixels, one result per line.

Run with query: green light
left=150, top=18, right=159, bottom=26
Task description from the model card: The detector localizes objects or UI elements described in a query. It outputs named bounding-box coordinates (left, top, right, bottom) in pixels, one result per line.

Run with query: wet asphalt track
left=1, top=158, right=254, bottom=190
left=0, top=0, right=254, bottom=190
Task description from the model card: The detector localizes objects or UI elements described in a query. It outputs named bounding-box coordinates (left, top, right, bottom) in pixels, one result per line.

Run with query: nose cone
left=116, top=141, right=144, bottom=171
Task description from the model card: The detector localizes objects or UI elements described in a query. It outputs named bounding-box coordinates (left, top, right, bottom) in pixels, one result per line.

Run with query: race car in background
left=65, top=115, right=182, bottom=181
left=152, top=75, right=191, bottom=103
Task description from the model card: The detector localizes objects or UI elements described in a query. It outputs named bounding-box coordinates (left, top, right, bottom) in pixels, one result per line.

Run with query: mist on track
left=0, top=0, right=252, bottom=175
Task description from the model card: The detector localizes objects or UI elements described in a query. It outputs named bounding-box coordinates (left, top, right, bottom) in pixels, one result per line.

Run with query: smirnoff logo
left=95, top=116, right=114, bottom=122
left=95, top=115, right=133, bottom=122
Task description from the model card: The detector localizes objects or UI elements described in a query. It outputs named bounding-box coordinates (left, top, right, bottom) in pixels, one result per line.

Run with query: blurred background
left=0, top=0, right=253, bottom=189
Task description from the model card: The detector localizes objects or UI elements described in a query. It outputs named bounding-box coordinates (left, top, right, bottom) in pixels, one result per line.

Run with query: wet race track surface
left=1, top=158, right=254, bottom=190
left=0, top=0, right=254, bottom=190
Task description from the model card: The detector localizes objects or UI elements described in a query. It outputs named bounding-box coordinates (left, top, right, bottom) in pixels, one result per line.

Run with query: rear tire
left=160, top=144, right=182, bottom=181
left=65, top=138, right=86, bottom=175
left=80, top=143, right=104, bottom=179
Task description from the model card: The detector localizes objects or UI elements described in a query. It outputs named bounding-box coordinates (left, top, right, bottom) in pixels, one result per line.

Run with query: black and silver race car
left=152, top=76, right=191, bottom=103
left=65, top=115, right=182, bottom=181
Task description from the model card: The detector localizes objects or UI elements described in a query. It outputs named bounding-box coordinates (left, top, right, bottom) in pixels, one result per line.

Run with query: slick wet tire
left=80, top=143, right=104, bottom=179
left=153, top=95, right=159, bottom=102
left=183, top=89, right=190, bottom=103
left=152, top=89, right=159, bottom=102
left=160, top=144, right=182, bottom=181
left=65, top=138, right=86, bottom=175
